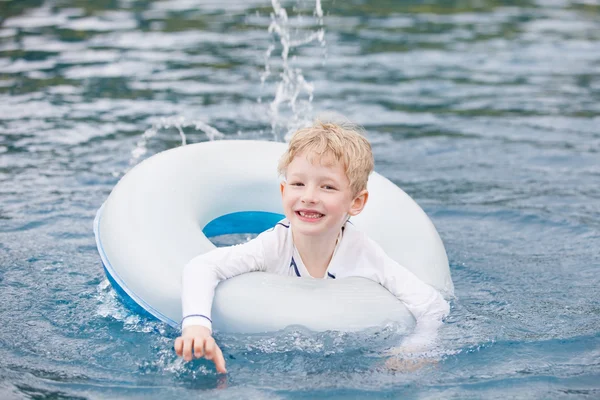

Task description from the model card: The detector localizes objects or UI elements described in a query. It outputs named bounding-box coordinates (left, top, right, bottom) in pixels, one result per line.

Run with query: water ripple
left=0, top=0, right=599, bottom=398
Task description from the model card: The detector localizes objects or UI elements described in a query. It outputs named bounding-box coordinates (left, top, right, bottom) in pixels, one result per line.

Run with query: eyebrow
left=287, top=174, right=346, bottom=187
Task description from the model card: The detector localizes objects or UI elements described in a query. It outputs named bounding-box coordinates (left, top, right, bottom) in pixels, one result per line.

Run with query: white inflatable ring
left=94, top=140, right=453, bottom=333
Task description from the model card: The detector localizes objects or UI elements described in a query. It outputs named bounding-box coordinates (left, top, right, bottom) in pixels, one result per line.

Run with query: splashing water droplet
left=127, top=116, right=225, bottom=170
left=262, top=0, right=327, bottom=141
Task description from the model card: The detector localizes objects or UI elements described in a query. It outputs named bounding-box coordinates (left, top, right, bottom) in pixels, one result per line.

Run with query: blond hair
left=278, top=121, right=374, bottom=196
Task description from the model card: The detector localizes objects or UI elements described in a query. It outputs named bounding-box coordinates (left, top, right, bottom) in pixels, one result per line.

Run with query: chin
left=293, top=219, right=324, bottom=231
left=295, top=227, right=327, bottom=237
left=293, top=220, right=341, bottom=238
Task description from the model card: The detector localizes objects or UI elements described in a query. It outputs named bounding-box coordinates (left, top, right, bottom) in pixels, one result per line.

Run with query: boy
left=174, top=122, right=449, bottom=373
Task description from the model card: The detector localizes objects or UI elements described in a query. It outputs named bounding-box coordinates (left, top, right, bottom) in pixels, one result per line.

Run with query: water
left=1, top=0, right=599, bottom=398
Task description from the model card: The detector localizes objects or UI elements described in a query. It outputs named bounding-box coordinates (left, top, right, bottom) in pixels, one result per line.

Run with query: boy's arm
left=176, top=234, right=268, bottom=370
left=376, top=248, right=450, bottom=323
left=373, top=245, right=450, bottom=354
left=374, top=251, right=450, bottom=371
left=181, top=236, right=266, bottom=331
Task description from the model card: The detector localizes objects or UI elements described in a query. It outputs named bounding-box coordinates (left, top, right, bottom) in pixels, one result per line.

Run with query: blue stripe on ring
left=290, top=257, right=301, bottom=277
left=94, top=203, right=178, bottom=328
left=181, top=314, right=212, bottom=324
left=327, top=272, right=336, bottom=279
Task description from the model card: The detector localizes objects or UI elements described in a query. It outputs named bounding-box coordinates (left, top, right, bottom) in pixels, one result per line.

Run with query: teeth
left=299, top=211, right=323, bottom=219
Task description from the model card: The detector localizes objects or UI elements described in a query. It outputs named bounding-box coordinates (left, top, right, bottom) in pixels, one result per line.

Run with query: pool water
left=1, top=0, right=599, bottom=398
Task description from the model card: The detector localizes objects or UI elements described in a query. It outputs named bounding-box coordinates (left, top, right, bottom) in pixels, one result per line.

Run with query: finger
left=213, top=346, right=227, bottom=374
left=193, top=337, right=205, bottom=359
left=174, top=337, right=184, bottom=357
left=182, top=338, right=194, bottom=362
left=203, top=337, right=216, bottom=360
left=385, top=357, right=402, bottom=372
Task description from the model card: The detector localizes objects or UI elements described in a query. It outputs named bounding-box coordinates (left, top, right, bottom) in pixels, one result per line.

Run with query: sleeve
left=371, top=241, right=450, bottom=352
left=181, top=233, right=267, bottom=332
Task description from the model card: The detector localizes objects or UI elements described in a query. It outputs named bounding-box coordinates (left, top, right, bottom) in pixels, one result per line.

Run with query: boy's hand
left=174, top=325, right=227, bottom=373
left=385, top=356, right=435, bottom=372
left=383, top=345, right=437, bottom=372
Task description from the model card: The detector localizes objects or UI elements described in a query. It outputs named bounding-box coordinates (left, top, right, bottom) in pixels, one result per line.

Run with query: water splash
left=129, top=116, right=224, bottom=167
left=261, top=0, right=327, bottom=141
left=95, top=279, right=171, bottom=335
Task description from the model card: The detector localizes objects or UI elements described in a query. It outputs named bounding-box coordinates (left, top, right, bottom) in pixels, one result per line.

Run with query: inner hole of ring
left=203, top=211, right=285, bottom=247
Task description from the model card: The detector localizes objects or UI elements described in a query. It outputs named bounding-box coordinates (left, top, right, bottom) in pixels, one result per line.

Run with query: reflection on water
left=1, top=0, right=599, bottom=398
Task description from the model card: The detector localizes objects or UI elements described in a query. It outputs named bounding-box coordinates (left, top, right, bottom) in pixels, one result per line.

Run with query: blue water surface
left=1, top=0, right=600, bottom=398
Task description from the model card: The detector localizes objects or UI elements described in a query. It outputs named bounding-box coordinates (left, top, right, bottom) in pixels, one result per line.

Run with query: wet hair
left=278, top=121, right=374, bottom=196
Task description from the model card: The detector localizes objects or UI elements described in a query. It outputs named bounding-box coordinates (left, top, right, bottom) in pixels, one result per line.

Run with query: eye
left=290, top=182, right=304, bottom=187
left=323, top=185, right=337, bottom=190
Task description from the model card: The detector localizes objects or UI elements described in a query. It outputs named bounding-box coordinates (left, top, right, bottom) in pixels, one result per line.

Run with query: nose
left=301, top=185, right=318, bottom=204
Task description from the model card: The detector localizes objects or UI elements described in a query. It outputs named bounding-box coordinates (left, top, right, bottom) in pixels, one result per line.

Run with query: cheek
left=282, top=191, right=296, bottom=206
left=326, top=194, right=347, bottom=210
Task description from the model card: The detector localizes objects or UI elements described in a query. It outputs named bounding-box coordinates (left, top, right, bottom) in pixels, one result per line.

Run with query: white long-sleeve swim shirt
left=181, top=219, right=450, bottom=339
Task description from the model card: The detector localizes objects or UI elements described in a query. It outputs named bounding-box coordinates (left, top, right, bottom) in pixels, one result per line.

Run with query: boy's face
left=280, top=151, right=368, bottom=239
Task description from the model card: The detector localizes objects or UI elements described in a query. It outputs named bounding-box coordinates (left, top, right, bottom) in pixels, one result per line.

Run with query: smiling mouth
left=296, top=211, right=324, bottom=219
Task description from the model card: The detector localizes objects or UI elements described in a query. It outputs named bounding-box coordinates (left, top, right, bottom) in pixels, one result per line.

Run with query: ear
left=348, top=189, right=369, bottom=216
left=280, top=182, right=285, bottom=196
